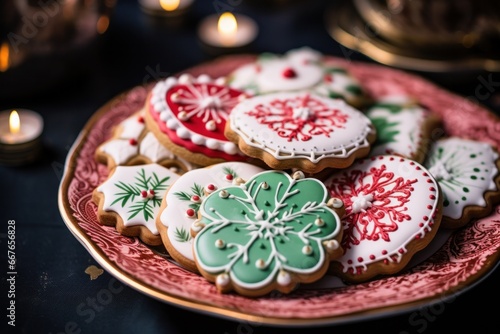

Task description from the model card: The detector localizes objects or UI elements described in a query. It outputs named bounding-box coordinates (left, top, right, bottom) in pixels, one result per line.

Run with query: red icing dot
left=410, top=161, right=415, bottom=165
left=416, top=166, right=421, bottom=170
left=186, top=208, right=196, bottom=217
left=419, top=222, right=424, bottom=227
left=381, top=250, right=388, bottom=255
left=400, top=158, right=405, bottom=162
left=357, top=257, right=363, bottom=263
left=225, top=174, right=234, bottom=181
left=423, top=216, right=429, bottom=221
left=389, top=157, right=394, bottom=161
left=429, top=194, right=436, bottom=200
left=191, top=195, right=200, bottom=202
left=149, top=189, right=155, bottom=195
left=429, top=187, right=436, bottom=192
left=282, top=67, right=297, bottom=78
left=415, top=234, right=421, bottom=239
left=129, top=138, right=138, bottom=146
left=422, top=172, right=428, bottom=177
left=427, top=179, right=433, bottom=183
left=137, top=116, right=145, bottom=123
left=398, top=248, right=404, bottom=254
left=369, top=254, right=375, bottom=260
left=347, top=259, right=353, bottom=265
left=141, top=190, right=147, bottom=198
left=207, top=184, right=216, bottom=191
left=427, top=205, right=433, bottom=209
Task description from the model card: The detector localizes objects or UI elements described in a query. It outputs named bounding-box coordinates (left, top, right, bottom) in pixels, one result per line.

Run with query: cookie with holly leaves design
left=365, top=95, right=442, bottom=163
left=93, top=164, right=179, bottom=246
left=424, top=137, right=500, bottom=229
left=156, top=162, right=266, bottom=272
left=145, top=73, right=262, bottom=167
left=323, top=155, right=443, bottom=283
left=95, top=109, right=196, bottom=173
left=227, top=47, right=369, bottom=108
left=225, top=92, right=376, bottom=174
left=192, top=170, right=345, bottom=297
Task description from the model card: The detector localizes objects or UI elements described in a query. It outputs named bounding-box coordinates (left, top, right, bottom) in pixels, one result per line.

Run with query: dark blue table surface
left=1, top=0, right=499, bottom=333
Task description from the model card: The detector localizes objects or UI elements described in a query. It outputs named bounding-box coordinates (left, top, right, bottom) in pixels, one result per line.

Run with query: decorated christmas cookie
left=95, top=109, right=195, bottom=173
left=192, top=170, right=345, bottom=297
left=424, top=137, right=500, bottom=229
left=323, top=155, right=443, bottom=283
left=157, top=162, right=266, bottom=272
left=227, top=47, right=369, bottom=108
left=145, top=73, right=258, bottom=167
left=93, top=164, right=179, bottom=246
left=365, top=96, right=442, bottom=163
left=225, top=92, right=376, bottom=173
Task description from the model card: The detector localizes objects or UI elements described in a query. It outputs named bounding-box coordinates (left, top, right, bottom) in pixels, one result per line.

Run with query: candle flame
left=218, top=12, right=237, bottom=36
left=0, top=42, right=9, bottom=72
left=9, top=110, right=20, bottom=135
left=160, top=0, right=180, bottom=11
left=97, top=15, right=110, bottom=34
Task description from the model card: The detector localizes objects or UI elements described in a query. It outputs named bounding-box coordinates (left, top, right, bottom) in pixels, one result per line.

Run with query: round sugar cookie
left=225, top=92, right=376, bottom=173
left=227, top=47, right=369, bottom=108
left=424, top=137, right=500, bottom=229
left=95, top=108, right=196, bottom=173
left=156, top=162, right=267, bottom=272
left=192, top=169, right=345, bottom=297
left=323, top=155, right=443, bottom=283
left=145, top=73, right=258, bottom=166
left=92, top=164, right=180, bottom=246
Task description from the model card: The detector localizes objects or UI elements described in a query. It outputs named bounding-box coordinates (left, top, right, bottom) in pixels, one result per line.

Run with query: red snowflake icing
left=327, top=164, right=417, bottom=249
left=245, top=95, right=348, bottom=142
left=166, top=83, right=245, bottom=139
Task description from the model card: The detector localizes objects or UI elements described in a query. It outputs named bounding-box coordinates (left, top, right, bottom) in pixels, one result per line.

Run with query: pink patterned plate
left=58, top=55, right=500, bottom=326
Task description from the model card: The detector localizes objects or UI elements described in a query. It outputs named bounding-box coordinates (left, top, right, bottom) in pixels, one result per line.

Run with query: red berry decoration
left=191, top=195, right=201, bottom=202
left=129, top=138, right=138, bottom=146
left=141, top=190, right=148, bottom=198
left=186, top=208, right=196, bottom=218
left=225, top=174, right=234, bottom=181
left=282, top=67, right=297, bottom=79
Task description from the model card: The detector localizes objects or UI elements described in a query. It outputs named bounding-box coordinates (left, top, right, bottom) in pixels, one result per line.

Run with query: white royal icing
left=366, top=95, right=429, bottom=159
left=229, top=92, right=374, bottom=163
left=324, top=155, right=440, bottom=275
left=160, top=162, right=266, bottom=263
left=424, top=137, right=499, bottom=220
left=228, top=47, right=363, bottom=102
left=97, top=164, right=180, bottom=235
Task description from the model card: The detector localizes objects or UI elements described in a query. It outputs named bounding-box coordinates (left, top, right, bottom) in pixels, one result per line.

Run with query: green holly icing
left=193, top=170, right=341, bottom=291
left=111, top=168, right=170, bottom=221
left=174, top=227, right=191, bottom=243
left=370, top=117, right=400, bottom=145
left=173, top=183, right=204, bottom=215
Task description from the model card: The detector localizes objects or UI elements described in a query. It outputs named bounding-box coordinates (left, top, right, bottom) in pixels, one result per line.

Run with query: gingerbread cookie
left=323, top=155, right=443, bottom=283
left=192, top=170, right=345, bottom=297
left=93, top=164, right=179, bottom=246
left=225, top=92, right=376, bottom=173
left=145, top=73, right=257, bottom=167
left=365, top=95, right=442, bottom=163
left=95, top=109, right=195, bottom=173
left=157, top=162, right=266, bottom=272
left=424, top=137, right=500, bottom=229
left=227, top=47, right=369, bottom=108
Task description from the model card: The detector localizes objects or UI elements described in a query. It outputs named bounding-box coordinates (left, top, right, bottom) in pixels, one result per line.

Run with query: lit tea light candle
left=139, top=0, right=193, bottom=17
left=198, top=12, right=258, bottom=52
left=0, top=109, right=44, bottom=166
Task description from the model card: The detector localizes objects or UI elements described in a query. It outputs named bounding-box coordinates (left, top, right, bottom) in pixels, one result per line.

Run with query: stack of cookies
left=91, top=48, right=500, bottom=297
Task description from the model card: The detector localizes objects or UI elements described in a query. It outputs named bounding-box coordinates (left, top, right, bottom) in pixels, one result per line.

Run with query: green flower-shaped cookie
left=192, top=170, right=343, bottom=296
